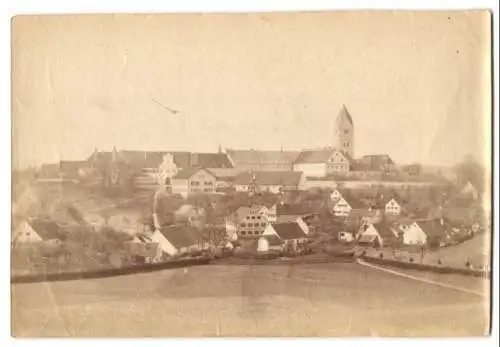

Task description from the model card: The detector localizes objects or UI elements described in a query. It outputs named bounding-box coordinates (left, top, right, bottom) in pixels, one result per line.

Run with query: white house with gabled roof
left=384, top=198, right=403, bottom=215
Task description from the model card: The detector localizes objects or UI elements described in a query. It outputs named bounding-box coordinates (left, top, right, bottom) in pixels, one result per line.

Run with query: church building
left=292, top=105, right=356, bottom=178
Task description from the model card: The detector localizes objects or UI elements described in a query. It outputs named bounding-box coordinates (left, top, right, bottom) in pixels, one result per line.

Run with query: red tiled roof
left=417, top=219, right=450, bottom=238
left=189, top=153, right=234, bottom=169
left=262, top=234, right=284, bottom=246
left=294, top=148, right=336, bottom=164
left=173, top=167, right=216, bottom=180
left=372, top=221, right=397, bottom=239
left=158, top=225, right=201, bottom=249
left=272, top=222, right=307, bottom=240
left=226, top=149, right=300, bottom=164
left=276, top=203, right=314, bottom=217
left=29, top=218, right=67, bottom=241
left=87, top=150, right=233, bottom=170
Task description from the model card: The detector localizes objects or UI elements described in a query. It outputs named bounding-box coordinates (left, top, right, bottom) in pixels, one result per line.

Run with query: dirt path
left=356, top=259, right=487, bottom=297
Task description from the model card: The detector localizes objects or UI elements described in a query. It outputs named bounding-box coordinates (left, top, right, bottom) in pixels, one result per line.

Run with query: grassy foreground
left=11, top=262, right=489, bottom=337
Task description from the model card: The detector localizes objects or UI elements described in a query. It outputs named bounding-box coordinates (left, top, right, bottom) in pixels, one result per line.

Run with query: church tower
left=334, top=105, right=354, bottom=157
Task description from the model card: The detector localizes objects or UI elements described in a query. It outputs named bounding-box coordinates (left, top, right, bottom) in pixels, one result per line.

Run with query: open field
left=363, top=232, right=491, bottom=269
left=11, top=262, right=489, bottom=337
left=424, top=232, right=491, bottom=267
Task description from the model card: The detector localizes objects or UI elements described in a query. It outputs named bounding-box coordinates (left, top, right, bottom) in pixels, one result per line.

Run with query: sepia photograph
left=10, top=10, right=493, bottom=337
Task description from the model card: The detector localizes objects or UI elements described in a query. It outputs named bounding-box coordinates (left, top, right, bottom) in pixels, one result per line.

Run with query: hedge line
left=218, top=253, right=356, bottom=266
left=360, top=255, right=490, bottom=278
left=11, top=257, right=212, bottom=284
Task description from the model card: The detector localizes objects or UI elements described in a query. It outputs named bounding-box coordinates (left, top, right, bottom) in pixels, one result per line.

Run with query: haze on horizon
left=11, top=11, right=492, bottom=170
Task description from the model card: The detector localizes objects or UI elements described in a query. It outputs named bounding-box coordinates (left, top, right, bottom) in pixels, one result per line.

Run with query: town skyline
left=12, top=12, right=491, bottom=170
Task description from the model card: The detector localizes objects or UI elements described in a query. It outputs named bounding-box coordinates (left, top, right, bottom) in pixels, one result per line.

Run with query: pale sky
left=12, top=11, right=492, bottom=169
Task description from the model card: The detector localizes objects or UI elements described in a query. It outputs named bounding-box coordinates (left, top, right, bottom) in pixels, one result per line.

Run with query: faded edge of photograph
left=10, top=11, right=493, bottom=338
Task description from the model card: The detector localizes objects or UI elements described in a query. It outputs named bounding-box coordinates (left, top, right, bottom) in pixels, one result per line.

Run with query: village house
left=86, top=148, right=234, bottom=190
left=257, top=234, right=285, bottom=253
left=226, top=148, right=300, bottom=173
left=233, top=171, right=304, bottom=193
left=274, top=203, right=314, bottom=234
left=225, top=204, right=271, bottom=238
left=389, top=217, right=452, bottom=246
left=136, top=151, right=235, bottom=189
left=356, top=221, right=399, bottom=248
left=383, top=197, right=403, bottom=216
left=397, top=220, right=427, bottom=245
left=293, top=147, right=356, bottom=178
left=356, top=154, right=395, bottom=172
left=126, top=232, right=163, bottom=263
left=330, top=188, right=347, bottom=202
left=85, top=147, right=139, bottom=190
left=267, top=203, right=277, bottom=223
left=159, top=225, right=206, bottom=256
left=261, top=222, right=308, bottom=252
left=12, top=218, right=67, bottom=248
left=134, top=152, right=185, bottom=189
left=145, top=225, right=206, bottom=257
left=171, top=167, right=217, bottom=198
left=276, top=203, right=314, bottom=220
left=338, top=229, right=355, bottom=243
left=412, top=218, right=451, bottom=247
left=332, top=195, right=367, bottom=217
left=458, top=181, right=479, bottom=200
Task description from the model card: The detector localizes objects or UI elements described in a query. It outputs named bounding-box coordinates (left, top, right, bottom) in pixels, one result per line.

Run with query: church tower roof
left=337, top=104, right=353, bottom=126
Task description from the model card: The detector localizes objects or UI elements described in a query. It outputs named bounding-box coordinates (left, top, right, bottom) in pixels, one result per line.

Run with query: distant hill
left=11, top=181, right=153, bottom=228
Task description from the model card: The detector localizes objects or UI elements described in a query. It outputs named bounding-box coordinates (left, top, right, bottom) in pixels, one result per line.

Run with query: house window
left=261, top=223, right=266, bottom=227
left=240, top=223, right=246, bottom=227
left=241, top=231, right=246, bottom=236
